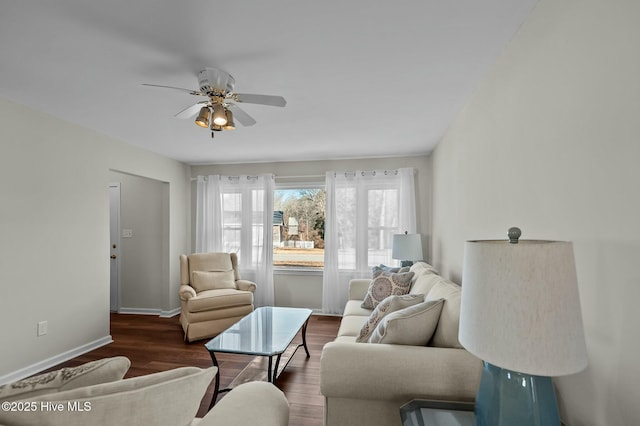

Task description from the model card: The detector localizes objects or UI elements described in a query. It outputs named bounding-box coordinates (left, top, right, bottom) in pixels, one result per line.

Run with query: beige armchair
left=179, top=252, right=256, bottom=342
left=0, top=357, right=289, bottom=426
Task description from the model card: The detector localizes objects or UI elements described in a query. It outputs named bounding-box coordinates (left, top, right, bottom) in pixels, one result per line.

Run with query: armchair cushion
left=0, top=366, right=216, bottom=426
left=197, top=381, right=289, bottom=426
left=186, top=289, right=254, bottom=313
left=0, top=357, right=130, bottom=402
left=192, top=270, right=236, bottom=292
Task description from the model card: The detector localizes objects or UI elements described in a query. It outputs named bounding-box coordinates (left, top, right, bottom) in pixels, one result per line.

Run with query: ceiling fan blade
left=174, top=101, right=208, bottom=119
left=234, top=93, right=286, bottom=107
left=228, top=104, right=257, bottom=127
left=142, top=83, right=203, bottom=96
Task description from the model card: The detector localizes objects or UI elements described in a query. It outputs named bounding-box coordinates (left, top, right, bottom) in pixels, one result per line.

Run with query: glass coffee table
left=205, top=306, right=312, bottom=408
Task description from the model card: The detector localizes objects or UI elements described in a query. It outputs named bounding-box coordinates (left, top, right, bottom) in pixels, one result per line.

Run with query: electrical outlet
left=37, top=321, right=48, bottom=336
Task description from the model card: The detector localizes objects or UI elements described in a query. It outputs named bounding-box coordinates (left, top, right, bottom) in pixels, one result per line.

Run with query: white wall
left=191, top=156, right=431, bottom=310
left=430, top=1, right=640, bottom=424
left=0, top=98, right=190, bottom=380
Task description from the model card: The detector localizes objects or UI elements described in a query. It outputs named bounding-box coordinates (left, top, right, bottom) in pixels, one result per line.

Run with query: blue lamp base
left=475, top=362, right=561, bottom=426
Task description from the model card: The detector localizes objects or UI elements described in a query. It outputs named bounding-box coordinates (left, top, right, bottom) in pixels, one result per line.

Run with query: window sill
left=273, top=267, right=323, bottom=276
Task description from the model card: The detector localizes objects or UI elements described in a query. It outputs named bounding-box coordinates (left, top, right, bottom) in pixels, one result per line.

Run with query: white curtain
left=322, top=168, right=417, bottom=314
left=195, top=174, right=275, bottom=307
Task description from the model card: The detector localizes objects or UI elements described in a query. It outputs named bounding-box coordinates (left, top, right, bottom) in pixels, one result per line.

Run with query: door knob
left=110, top=254, right=117, bottom=259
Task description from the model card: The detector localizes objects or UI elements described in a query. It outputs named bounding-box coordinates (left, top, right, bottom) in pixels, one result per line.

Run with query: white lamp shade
left=459, top=240, right=588, bottom=376
left=392, top=233, right=423, bottom=261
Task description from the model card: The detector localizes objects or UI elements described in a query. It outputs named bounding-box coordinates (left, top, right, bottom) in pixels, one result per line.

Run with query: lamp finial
left=508, top=227, right=521, bottom=244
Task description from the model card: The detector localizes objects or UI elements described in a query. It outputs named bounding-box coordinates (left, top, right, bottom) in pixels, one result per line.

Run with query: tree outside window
left=273, top=188, right=325, bottom=268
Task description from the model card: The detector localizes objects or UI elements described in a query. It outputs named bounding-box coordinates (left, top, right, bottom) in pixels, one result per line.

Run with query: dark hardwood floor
left=48, top=313, right=341, bottom=426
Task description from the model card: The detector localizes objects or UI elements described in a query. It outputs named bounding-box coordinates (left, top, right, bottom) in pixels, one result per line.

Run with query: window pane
left=222, top=192, right=241, bottom=255
left=367, top=188, right=399, bottom=267
left=274, top=188, right=325, bottom=268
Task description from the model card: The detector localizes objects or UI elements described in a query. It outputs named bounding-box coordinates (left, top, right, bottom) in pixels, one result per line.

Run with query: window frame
left=273, top=180, right=326, bottom=272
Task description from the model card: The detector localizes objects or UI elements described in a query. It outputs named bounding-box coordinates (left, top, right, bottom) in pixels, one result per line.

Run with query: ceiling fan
left=143, top=68, right=286, bottom=138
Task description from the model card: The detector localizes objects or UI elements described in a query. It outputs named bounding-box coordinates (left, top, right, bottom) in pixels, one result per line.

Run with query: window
left=273, top=187, right=325, bottom=268
left=335, top=182, right=401, bottom=270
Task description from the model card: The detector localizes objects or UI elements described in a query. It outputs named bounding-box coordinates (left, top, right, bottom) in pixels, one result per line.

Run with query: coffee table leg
left=302, top=318, right=311, bottom=358
left=273, top=353, right=283, bottom=384
left=267, top=356, right=273, bottom=382
left=208, top=351, right=221, bottom=410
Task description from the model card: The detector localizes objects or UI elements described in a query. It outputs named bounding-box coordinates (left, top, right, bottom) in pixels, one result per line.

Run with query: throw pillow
left=356, top=294, right=425, bottom=342
left=0, top=356, right=131, bottom=402
left=191, top=270, right=236, bottom=292
left=369, top=299, right=444, bottom=345
left=361, top=270, right=414, bottom=310
left=373, top=265, right=410, bottom=275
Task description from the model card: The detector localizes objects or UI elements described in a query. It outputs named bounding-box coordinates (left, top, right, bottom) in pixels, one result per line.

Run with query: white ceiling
left=0, top=0, right=537, bottom=165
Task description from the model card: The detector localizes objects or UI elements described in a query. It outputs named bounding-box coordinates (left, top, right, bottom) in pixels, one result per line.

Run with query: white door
left=109, top=183, right=121, bottom=312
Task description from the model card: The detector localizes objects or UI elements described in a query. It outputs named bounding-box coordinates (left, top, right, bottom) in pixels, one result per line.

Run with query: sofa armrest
left=197, top=381, right=289, bottom=426
left=179, top=284, right=197, bottom=301
left=348, top=279, right=372, bottom=300
left=321, top=342, right=482, bottom=402
left=236, top=279, right=257, bottom=293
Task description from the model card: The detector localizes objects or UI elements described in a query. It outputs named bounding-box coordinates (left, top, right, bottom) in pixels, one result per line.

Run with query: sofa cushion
left=409, top=271, right=442, bottom=296
left=337, top=315, right=369, bottom=338
left=356, top=294, right=425, bottom=342
left=0, top=366, right=216, bottom=426
left=343, top=300, right=373, bottom=317
left=369, top=299, right=444, bottom=345
left=426, top=279, right=463, bottom=348
left=361, top=271, right=414, bottom=310
left=0, top=357, right=130, bottom=402
left=192, top=270, right=236, bottom=292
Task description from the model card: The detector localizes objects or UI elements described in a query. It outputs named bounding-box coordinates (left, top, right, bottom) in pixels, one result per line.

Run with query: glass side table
left=400, top=400, right=476, bottom=426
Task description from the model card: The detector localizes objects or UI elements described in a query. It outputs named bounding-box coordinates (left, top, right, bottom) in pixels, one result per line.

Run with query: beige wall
left=0, top=98, right=190, bottom=380
left=192, top=156, right=431, bottom=309
left=430, top=0, right=640, bottom=424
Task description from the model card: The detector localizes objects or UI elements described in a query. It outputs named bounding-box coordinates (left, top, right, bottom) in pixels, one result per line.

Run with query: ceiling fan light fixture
left=212, top=103, right=227, bottom=126
left=210, top=123, right=223, bottom=131
left=195, top=106, right=211, bottom=128
left=223, top=109, right=235, bottom=130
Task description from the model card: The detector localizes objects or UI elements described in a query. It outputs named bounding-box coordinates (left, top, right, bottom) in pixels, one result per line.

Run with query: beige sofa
left=320, top=262, right=483, bottom=426
left=0, top=357, right=288, bottom=426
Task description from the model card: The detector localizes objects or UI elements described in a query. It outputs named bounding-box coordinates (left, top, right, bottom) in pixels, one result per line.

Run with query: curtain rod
left=191, top=174, right=325, bottom=181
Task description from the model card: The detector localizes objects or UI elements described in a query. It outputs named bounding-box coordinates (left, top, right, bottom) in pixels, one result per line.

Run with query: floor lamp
left=459, top=228, right=588, bottom=426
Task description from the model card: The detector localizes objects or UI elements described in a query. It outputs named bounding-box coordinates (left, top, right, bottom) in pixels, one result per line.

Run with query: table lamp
left=392, top=231, right=423, bottom=267
left=459, top=227, right=588, bottom=426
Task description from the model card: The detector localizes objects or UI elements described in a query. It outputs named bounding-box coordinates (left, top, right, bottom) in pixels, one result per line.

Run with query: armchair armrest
left=197, top=381, right=289, bottom=426
left=349, top=279, right=372, bottom=300
left=179, top=284, right=197, bottom=301
left=321, top=341, right=482, bottom=402
left=236, top=279, right=257, bottom=293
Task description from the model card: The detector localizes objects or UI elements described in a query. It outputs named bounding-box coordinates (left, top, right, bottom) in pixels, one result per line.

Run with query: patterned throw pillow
left=356, top=294, right=425, bottom=342
left=361, top=270, right=415, bottom=310
left=369, top=299, right=444, bottom=345
left=0, top=356, right=131, bottom=402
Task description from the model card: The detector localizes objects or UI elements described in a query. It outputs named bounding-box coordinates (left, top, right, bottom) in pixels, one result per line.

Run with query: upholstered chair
left=179, top=252, right=256, bottom=342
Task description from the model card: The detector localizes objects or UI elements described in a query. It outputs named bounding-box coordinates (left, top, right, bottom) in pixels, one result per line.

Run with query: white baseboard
left=160, top=308, right=180, bottom=318
left=118, top=307, right=180, bottom=318
left=0, top=335, right=113, bottom=386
